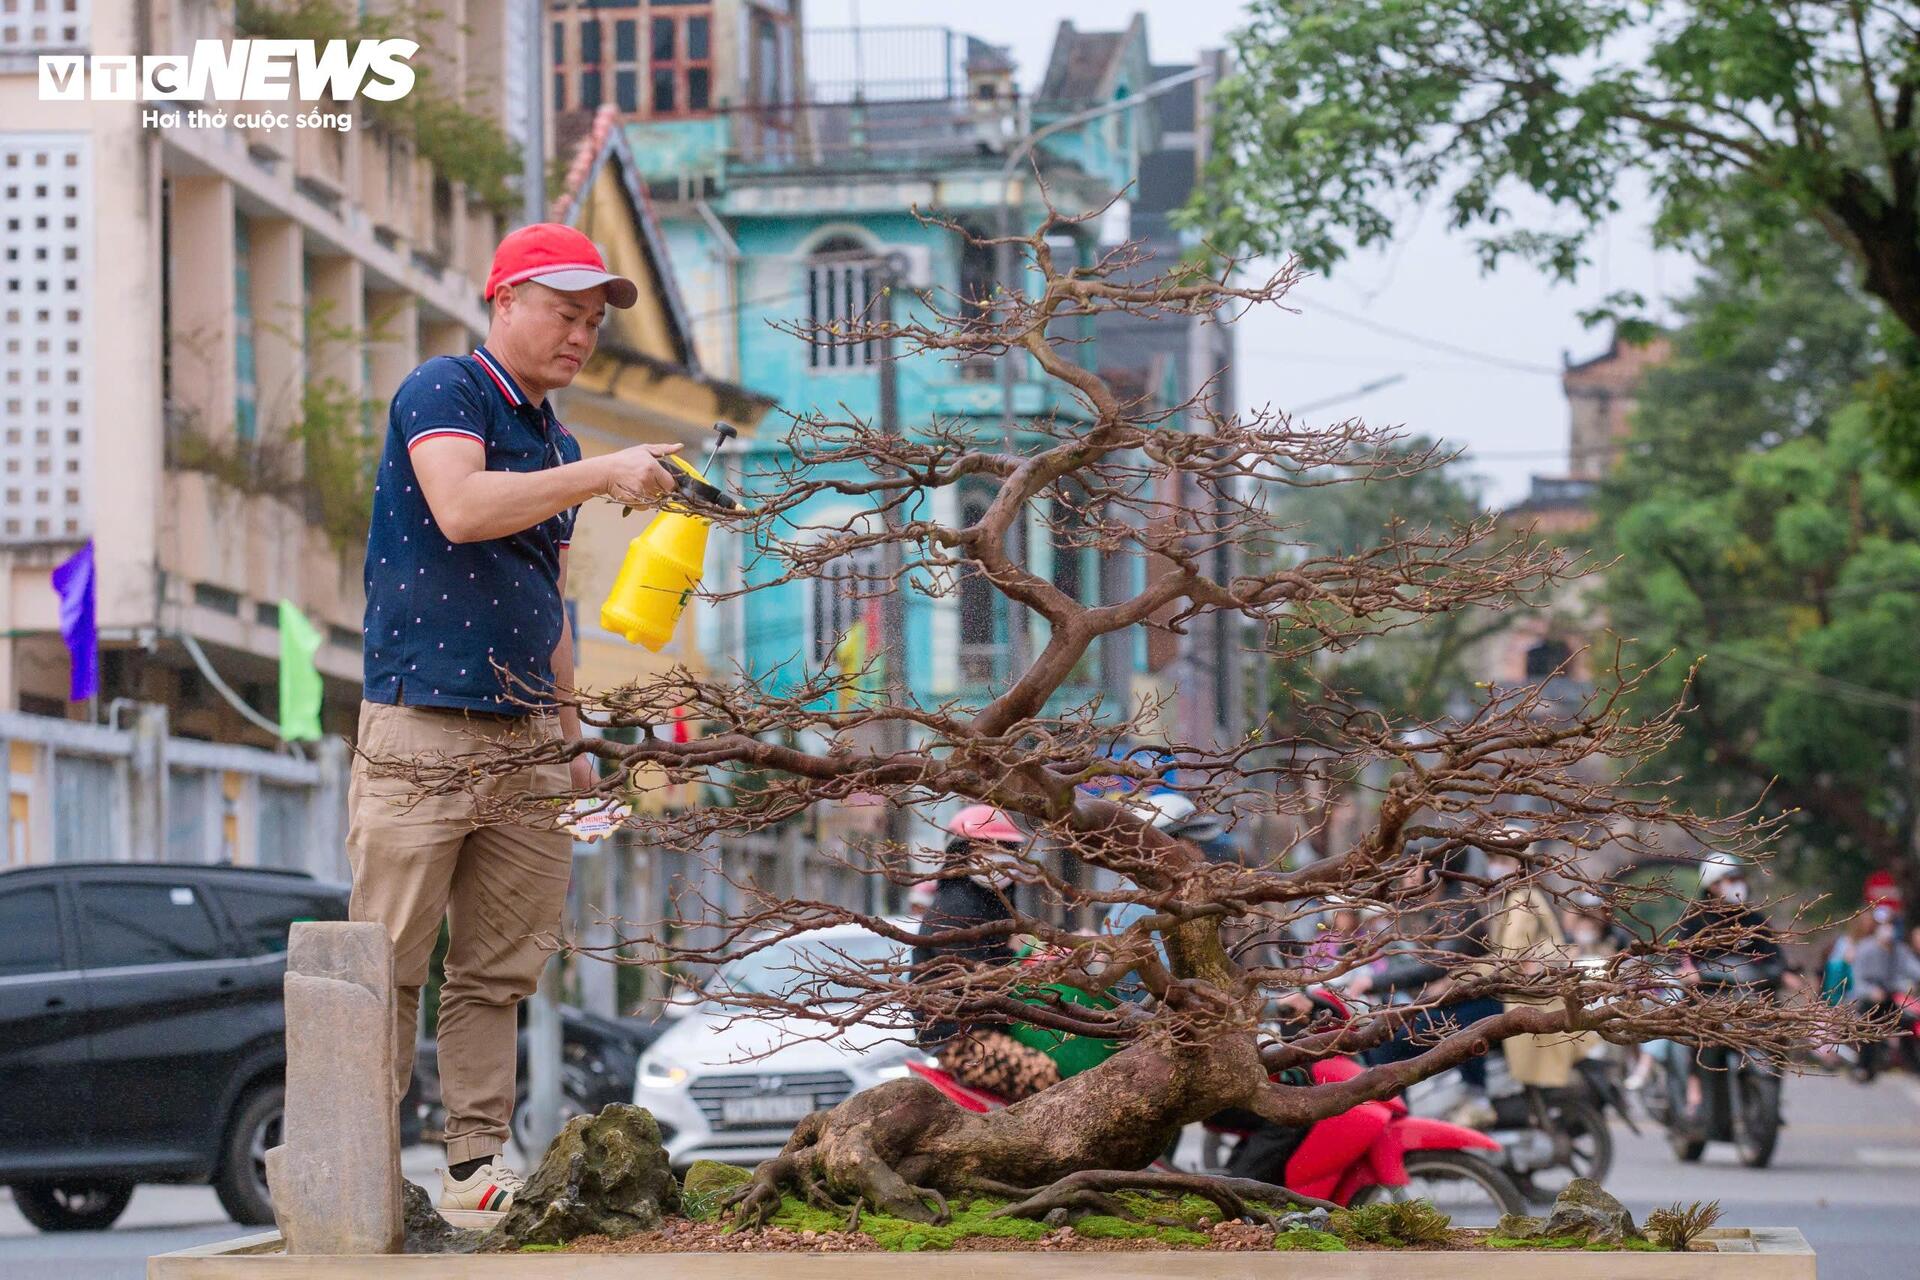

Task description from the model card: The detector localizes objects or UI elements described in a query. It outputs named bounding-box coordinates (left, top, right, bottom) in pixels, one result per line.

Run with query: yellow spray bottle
left=599, top=425, right=739, bottom=651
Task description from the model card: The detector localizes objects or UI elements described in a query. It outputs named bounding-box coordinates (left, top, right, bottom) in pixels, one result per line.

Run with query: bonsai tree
left=382, top=210, right=1865, bottom=1228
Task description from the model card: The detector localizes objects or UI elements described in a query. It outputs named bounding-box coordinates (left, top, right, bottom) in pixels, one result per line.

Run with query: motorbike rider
left=1670, top=853, right=1785, bottom=1115
left=1347, top=842, right=1505, bottom=1126
left=1849, top=902, right=1920, bottom=1075
left=911, top=805, right=1061, bottom=1101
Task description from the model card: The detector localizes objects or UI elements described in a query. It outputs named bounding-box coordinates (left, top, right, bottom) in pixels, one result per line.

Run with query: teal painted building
left=556, top=17, right=1175, bottom=723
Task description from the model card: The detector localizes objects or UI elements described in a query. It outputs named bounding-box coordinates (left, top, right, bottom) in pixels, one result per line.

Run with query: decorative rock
left=482, top=1105, right=679, bottom=1251
left=1541, top=1178, right=1644, bottom=1244
left=265, top=923, right=403, bottom=1255
left=400, top=1181, right=487, bottom=1255
left=1278, top=1207, right=1332, bottom=1233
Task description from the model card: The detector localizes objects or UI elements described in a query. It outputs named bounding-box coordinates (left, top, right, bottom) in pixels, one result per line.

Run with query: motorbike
left=1655, top=958, right=1784, bottom=1169
left=1849, top=987, right=1920, bottom=1081
left=1402, top=1045, right=1626, bottom=1205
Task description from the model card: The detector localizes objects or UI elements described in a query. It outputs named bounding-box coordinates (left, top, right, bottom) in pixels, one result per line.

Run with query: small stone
left=681, top=1159, right=753, bottom=1221
left=1043, top=1207, right=1072, bottom=1228
left=1495, top=1213, right=1548, bottom=1239
left=1542, top=1177, right=1643, bottom=1244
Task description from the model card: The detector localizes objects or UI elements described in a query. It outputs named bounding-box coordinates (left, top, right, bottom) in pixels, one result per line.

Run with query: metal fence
left=1, top=706, right=348, bottom=878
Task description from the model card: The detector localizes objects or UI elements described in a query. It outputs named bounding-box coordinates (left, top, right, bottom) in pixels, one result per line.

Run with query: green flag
left=277, top=599, right=324, bottom=742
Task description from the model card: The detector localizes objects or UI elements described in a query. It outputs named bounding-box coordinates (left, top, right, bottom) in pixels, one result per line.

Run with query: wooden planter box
left=151, top=1226, right=1813, bottom=1279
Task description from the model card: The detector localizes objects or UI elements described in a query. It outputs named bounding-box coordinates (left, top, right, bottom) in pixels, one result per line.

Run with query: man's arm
left=553, top=549, right=594, bottom=792
left=411, top=437, right=681, bottom=544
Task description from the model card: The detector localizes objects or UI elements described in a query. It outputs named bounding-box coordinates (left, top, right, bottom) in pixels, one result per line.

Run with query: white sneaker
left=441, top=1157, right=524, bottom=1213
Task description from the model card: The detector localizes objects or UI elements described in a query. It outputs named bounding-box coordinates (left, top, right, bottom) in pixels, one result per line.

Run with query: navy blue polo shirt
left=361, top=345, right=583, bottom=714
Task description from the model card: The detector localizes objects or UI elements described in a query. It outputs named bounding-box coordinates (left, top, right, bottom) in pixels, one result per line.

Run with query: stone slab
left=265, top=921, right=402, bottom=1256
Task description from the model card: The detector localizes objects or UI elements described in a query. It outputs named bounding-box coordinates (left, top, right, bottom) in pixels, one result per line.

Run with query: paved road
left=1603, top=1068, right=1920, bottom=1280
left=2, top=1074, right=1916, bottom=1277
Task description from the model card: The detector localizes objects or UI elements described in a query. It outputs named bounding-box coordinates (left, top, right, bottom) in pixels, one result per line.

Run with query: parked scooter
left=1402, top=1045, right=1627, bottom=1205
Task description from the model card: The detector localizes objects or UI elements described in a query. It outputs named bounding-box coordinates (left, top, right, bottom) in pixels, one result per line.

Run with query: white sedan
left=633, top=921, right=925, bottom=1170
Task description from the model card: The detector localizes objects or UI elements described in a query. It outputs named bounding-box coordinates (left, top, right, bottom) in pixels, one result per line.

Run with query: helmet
left=945, top=805, right=1023, bottom=844
left=1131, top=792, right=1230, bottom=845
left=1698, top=853, right=1746, bottom=891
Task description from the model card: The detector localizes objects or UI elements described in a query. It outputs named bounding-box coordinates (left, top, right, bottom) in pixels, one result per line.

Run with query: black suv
left=0, top=862, right=348, bottom=1231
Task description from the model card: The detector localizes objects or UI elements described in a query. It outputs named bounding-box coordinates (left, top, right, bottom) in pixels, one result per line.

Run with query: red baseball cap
left=485, top=223, right=638, bottom=309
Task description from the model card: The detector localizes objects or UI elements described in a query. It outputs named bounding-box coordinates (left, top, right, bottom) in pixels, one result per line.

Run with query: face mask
left=1719, top=881, right=1747, bottom=904
left=1877, top=924, right=1897, bottom=943
left=1486, top=860, right=1518, bottom=881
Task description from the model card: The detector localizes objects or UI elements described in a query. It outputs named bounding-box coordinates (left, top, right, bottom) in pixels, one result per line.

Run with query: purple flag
left=50, top=541, right=97, bottom=702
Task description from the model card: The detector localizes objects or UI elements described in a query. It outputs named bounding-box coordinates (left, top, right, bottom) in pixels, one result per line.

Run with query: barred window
left=806, top=236, right=877, bottom=370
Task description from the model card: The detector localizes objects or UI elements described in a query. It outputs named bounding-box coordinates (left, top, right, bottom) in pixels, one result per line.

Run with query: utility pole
left=876, top=255, right=911, bottom=910
left=521, top=0, right=565, bottom=1162
left=993, top=65, right=1213, bottom=706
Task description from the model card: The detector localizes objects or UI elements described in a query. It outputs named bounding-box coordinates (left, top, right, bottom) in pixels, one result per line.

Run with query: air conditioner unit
left=881, top=244, right=934, bottom=290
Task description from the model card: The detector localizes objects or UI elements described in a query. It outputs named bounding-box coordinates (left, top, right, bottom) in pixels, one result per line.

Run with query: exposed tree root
left=986, top=1169, right=1341, bottom=1228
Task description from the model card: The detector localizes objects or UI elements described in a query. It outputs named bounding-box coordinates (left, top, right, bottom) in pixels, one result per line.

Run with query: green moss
left=682, top=1160, right=753, bottom=1222
left=1111, top=1191, right=1222, bottom=1229
left=1074, top=1215, right=1211, bottom=1247
left=754, top=1190, right=1250, bottom=1252
left=517, top=1243, right=564, bottom=1252
left=1273, top=1229, right=1348, bottom=1251
left=1487, top=1235, right=1668, bottom=1252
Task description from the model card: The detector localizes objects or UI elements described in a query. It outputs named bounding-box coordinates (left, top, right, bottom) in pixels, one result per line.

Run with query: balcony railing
left=725, top=97, right=1023, bottom=172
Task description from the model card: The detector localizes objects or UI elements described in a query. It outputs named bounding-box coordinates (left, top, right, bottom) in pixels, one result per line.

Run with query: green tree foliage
left=1598, top=232, right=1920, bottom=894
left=1193, top=2, right=1920, bottom=359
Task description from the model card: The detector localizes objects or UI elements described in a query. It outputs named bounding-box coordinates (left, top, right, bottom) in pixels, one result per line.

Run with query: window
left=582, top=69, right=603, bottom=109
left=0, top=136, right=88, bottom=541
left=615, top=18, right=635, bottom=61
left=579, top=18, right=601, bottom=63
left=553, top=71, right=566, bottom=111
left=1052, top=489, right=1086, bottom=603
left=616, top=69, right=638, bottom=111
left=76, top=882, right=227, bottom=968
left=806, top=236, right=877, bottom=370
left=959, top=490, right=999, bottom=682
left=551, top=20, right=564, bottom=61
left=810, top=547, right=885, bottom=665
left=1525, top=638, right=1572, bottom=680
left=646, top=3, right=714, bottom=118
left=216, top=887, right=344, bottom=956
left=0, top=887, right=63, bottom=977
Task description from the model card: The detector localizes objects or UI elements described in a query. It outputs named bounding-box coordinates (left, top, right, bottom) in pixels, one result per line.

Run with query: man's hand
left=570, top=754, right=597, bottom=793
left=598, top=443, right=683, bottom=507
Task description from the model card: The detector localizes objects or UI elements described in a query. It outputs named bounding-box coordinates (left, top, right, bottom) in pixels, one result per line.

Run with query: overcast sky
left=808, top=0, right=1694, bottom=505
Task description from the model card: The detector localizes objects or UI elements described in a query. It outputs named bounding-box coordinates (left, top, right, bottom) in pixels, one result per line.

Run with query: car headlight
left=639, top=1057, right=689, bottom=1089
left=863, top=1045, right=924, bottom=1083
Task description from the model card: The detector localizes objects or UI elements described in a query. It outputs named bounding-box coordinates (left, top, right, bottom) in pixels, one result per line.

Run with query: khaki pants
left=345, top=700, right=573, bottom=1165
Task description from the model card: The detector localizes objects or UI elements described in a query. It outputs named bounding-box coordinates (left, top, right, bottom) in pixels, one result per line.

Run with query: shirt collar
left=471, top=345, right=548, bottom=414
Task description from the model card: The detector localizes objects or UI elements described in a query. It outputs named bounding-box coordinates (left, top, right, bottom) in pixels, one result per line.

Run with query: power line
left=1302, top=300, right=1566, bottom=377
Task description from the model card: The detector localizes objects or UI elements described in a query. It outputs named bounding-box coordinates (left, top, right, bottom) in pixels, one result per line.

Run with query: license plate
left=721, top=1094, right=815, bottom=1125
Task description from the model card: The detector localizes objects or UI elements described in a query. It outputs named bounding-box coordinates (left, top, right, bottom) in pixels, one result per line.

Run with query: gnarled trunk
left=728, top=1026, right=1268, bottom=1224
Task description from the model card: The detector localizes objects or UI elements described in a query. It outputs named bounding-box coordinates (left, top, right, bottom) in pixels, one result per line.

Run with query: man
left=348, top=223, right=681, bottom=1212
